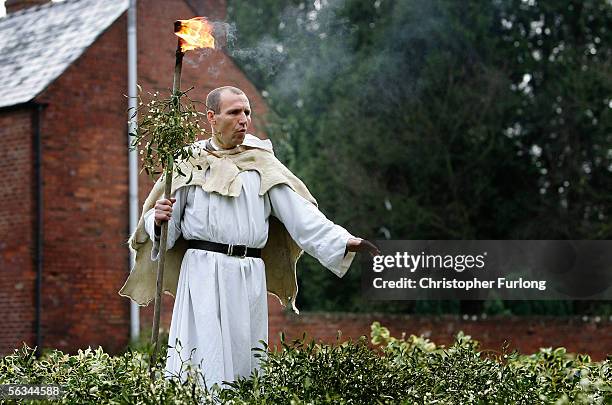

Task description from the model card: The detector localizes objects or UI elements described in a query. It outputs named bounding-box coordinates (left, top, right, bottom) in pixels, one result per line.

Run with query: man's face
left=207, top=91, right=252, bottom=149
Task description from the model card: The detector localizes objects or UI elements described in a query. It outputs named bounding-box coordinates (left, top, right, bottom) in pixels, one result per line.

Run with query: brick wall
left=140, top=296, right=612, bottom=361
left=33, top=14, right=130, bottom=354
left=0, top=107, right=36, bottom=354
left=267, top=303, right=612, bottom=361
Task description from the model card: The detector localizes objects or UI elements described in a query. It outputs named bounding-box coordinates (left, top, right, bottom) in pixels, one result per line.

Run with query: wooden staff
left=149, top=33, right=184, bottom=377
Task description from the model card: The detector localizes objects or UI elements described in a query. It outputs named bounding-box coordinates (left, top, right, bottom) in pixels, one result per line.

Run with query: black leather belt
left=187, top=239, right=262, bottom=258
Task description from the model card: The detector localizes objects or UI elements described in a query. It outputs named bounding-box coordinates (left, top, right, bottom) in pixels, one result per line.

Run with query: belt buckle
left=227, top=244, right=247, bottom=258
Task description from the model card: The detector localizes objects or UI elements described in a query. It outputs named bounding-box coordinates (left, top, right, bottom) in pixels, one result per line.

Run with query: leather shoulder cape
left=118, top=145, right=316, bottom=314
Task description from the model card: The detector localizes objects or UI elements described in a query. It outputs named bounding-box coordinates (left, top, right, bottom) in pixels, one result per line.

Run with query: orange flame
left=174, top=17, right=215, bottom=52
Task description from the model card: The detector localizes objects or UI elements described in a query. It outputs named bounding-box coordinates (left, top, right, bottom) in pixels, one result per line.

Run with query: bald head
left=206, top=86, right=246, bottom=114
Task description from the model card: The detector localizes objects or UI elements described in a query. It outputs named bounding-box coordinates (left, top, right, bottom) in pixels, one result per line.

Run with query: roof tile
left=0, top=0, right=129, bottom=108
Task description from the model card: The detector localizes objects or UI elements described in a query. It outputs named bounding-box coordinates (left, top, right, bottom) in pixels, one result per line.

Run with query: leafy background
left=224, top=0, right=611, bottom=315
left=1, top=324, right=610, bottom=404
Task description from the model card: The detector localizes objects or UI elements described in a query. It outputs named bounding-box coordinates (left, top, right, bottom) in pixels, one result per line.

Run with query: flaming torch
left=171, top=17, right=215, bottom=98
left=149, top=16, right=216, bottom=376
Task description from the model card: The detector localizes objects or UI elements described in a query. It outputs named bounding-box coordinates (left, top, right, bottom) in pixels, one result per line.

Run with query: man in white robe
left=137, top=86, right=379, bottom=389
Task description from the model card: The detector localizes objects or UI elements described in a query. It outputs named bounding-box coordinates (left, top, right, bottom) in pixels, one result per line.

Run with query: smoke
left=221, top=0, right=449, bottom=112
left=227, top=0, right=357, bottom=106
left=184, top=0, right=451, bottom=120
left=183, top=17, right=291, bottom=79
left=183, top=21, right=235, bottom=76
left=230, top=37, right=288, bottom=79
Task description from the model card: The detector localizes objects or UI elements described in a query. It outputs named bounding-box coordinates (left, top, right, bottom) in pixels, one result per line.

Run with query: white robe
left=143, top=136, right=355, bottom=389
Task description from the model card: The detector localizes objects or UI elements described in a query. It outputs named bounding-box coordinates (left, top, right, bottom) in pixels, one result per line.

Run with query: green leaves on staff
left=128, top=88, right=208, bottom=180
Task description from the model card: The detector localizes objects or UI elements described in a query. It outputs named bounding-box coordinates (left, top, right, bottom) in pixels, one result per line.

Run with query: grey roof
left=0, top=0, right=128, bottom=109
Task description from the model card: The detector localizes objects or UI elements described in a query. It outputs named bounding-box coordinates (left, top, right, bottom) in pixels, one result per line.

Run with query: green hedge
left=1, top=323, right=610, bottom=404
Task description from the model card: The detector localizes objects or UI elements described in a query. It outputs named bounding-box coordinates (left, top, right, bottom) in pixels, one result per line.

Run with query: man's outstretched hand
left=346, top=238, right=380, bottom=257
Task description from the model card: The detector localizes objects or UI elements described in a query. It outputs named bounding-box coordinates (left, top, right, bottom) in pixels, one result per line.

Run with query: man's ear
left=207, top=110, right=216, bottom=125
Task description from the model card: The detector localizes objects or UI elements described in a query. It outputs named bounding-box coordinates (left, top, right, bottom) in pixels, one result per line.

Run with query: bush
left=0, top=323, right=610, bottom=404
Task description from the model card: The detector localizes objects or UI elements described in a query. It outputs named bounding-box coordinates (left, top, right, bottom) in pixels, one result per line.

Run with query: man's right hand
left=154, top=198, right=176, bottom=227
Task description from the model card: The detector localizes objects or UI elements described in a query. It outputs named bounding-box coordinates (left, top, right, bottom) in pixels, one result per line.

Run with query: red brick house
left=0, top=0, right=269, bottom=355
